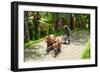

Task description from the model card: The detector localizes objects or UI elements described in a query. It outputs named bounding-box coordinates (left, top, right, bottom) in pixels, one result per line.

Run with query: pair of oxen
left=45, top=35, right=62, bottom=57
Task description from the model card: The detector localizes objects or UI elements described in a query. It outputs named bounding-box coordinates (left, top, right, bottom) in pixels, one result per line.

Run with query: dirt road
left=24, top=30, right=89, bottom=62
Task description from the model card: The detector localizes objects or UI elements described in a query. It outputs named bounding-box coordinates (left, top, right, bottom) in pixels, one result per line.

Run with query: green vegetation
left=24, top=11, right=90, bottom=48
left=24, top=37, right=45, bottom=48
left=81, top=41, right=90, bottom=59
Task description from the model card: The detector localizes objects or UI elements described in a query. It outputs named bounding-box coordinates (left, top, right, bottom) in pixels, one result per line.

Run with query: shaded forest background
left=24, top=11, right=90, bottom=44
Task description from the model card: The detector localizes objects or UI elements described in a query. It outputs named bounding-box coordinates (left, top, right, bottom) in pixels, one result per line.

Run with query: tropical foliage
left=24, top=11, right=90, bottom=45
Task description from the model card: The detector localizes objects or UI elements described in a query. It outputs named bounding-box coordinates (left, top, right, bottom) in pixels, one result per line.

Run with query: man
left=63, top=24, right=71, bottom=44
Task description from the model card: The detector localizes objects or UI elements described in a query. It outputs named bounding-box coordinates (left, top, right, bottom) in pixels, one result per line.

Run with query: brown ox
left=45, top=35, right=62, bottom=57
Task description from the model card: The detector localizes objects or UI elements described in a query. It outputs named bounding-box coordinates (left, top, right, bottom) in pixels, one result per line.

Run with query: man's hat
left=64, top=25, right=68, bottom=28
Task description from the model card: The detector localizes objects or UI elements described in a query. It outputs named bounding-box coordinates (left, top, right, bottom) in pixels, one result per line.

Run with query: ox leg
left=45, top=47, right=53, bottom=55
left=53, top=48, right=61, bottom=58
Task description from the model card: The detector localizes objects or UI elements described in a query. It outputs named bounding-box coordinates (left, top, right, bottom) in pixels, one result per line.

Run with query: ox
left=45, top=35, right=62, bottom=57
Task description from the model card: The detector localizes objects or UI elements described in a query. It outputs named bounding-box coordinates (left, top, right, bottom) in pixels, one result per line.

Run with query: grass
left=24, top=37, right=46, bottom=49
left=81, top=41, right=90, bottom=59
left=54, top=31, right=64, bottom=36
left=72, top=28, right=89, bottom=32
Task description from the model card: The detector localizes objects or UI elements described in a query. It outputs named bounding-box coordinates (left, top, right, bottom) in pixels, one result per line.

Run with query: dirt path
left=24, top=30, right=89, bottom=62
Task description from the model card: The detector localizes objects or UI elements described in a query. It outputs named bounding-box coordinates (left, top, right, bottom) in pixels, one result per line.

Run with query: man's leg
left=67, top=36, right=70, bottom=44
left=63, top=34, right=67, bottom=44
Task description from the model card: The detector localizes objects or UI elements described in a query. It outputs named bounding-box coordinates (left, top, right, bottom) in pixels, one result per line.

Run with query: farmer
left=63, top=24, right=71, bottom=44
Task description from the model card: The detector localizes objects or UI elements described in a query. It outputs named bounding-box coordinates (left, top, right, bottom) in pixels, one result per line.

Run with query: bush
left=81, top=41, right=90, bottom=59
left=24, top=37, right=45, bottom=49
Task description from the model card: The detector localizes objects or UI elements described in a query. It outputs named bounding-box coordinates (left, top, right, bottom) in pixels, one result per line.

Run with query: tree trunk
left=24, top=11, right=30, bottom=43
left=34, top=12, right=40, bottom=40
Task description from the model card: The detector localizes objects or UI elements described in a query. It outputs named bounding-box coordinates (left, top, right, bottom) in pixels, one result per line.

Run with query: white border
left=18, top=5, right=96, bottom=68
